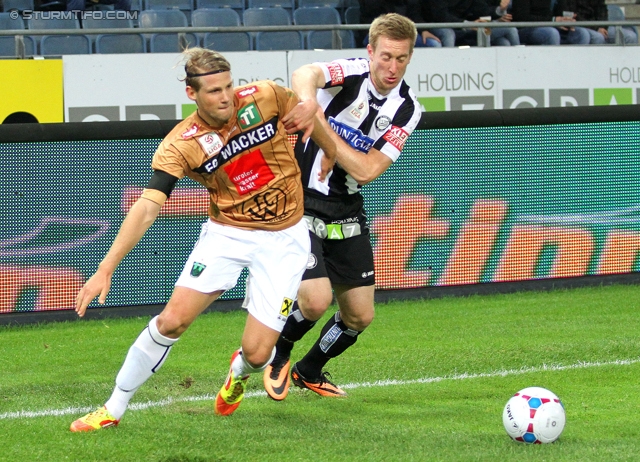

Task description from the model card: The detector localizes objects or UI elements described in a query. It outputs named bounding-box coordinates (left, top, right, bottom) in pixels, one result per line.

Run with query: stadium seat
left=1, top=0, right=34, bottom=12
left=343, top=5, right=359, bottom=24
left=243, top=6, right=290, bottom=27
left=294, top=6, right=351, bottom=49
left=40, top=35, right=91, bottom=55
left=247, top=0, right=294, bottom=12
left=27, top=14, right=90, bottom=55
left=293, top=6, right=340, bottom=25
left=195, top=0, right=244, bottom=15
left=297, top=0, right=341, bottom=8
left=607, top=4, right=638, bottom=37
left=0, top=36, right=35, bottom=57
left=192, top=8, right=251, bottom=52
left=255, top=30, right=302, bottom=50
left=0, top=12, right=35, bottom=56
left=139, top=9, right=197, bottom=53
left=144, top=0, right=194, bottom=25
left=95, top=33, right=145, bottom=53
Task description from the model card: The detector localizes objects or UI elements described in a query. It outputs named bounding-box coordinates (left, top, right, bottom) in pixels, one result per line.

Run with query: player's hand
left=318, top=151, right=336, bottom=183
left=75, top=268, right=112, bottom=317
left=282, top=99, right=320, bottom=143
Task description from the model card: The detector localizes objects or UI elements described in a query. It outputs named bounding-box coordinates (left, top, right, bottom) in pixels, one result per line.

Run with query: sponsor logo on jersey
left=349, top=100, right=366, bottom=120
left=238, top=103, right=262, bottom=129
left=195, top=116, right=278, bottom=174
left=190, top=262, right=207, bottom=277
left=382, top=125, right=409, bottom=151
left=328, top=117, right=374, bottom=153
left=280, top=297, right=293, bottom=317
left=375, top=115, right=391, bottom=130
left=237, top=85, right=258, bottom=98
left=223, top=148, right=275, bottom=195
left=181, top=123, right=199, bottom=139
left=197, top=132, right=224, bottom=157
left=327, top=63, right=345, bottom=85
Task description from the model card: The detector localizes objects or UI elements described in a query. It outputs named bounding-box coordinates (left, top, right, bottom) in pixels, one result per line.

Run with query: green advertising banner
left=1, top=118, right=639, bottom=314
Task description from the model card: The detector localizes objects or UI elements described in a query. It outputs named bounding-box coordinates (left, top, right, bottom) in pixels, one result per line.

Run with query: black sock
left=275, top=301, right=317, bottom=360
left=296, top=311, right=360, bottom=379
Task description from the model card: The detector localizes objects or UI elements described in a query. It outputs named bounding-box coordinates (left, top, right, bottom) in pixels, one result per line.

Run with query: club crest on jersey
left=328, top=117, right=374, bottom=153
left=181, top=123, right=199, bottom=139
left=237, top=85, right=258, bottom=98
left=238, top=103, right=262, bottom=129
left=327, top=63, right=345, bottom=85
left=190, top=262, right=206, bottom=277
left=197, top=132, right=224, bottom=157
left=375, top=115, right=391, bottom=130
left=349, top=100, right=367, bottom=120
left=383, top=125, right=409, bottom=151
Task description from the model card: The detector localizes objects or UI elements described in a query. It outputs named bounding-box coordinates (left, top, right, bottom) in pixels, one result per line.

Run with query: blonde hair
left=369, top=13, right=417, bottom=53
left=181, top=47, right=231, bottom=90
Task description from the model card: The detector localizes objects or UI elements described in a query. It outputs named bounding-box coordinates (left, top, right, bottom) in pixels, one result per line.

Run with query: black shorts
left=302, top=190, right=375, bottom=287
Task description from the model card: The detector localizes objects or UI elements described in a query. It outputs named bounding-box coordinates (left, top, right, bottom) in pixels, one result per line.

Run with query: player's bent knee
left=156, top=312, right=191, bottom=338
left=341, top=311, right=374, bottom=332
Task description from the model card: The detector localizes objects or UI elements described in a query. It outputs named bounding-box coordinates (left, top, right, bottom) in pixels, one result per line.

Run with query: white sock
left=105, top=316, right=178, bottom=420
left=231, top=347, right=276, bottom=378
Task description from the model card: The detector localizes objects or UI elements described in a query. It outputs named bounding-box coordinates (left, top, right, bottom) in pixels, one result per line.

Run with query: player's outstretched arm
left=282, top=64, right=326, bottom=142
left=315, top=116, right=393, bottom=185
left=75, top=197, right=162, bottom=317
left=310, top=111, right=337, bottom=182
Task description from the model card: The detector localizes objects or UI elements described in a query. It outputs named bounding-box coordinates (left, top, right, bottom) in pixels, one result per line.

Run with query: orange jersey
left=146, top=81, right=303, bottom=231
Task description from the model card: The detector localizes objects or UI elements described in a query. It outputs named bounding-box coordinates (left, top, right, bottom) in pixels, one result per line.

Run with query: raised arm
left=75, top=196, right=162, bottom=317
left=282, top=63, right=327, bottom=142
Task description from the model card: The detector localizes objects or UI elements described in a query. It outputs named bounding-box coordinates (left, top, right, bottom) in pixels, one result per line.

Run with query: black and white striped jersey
left=295, top=57, right=422, bottom=197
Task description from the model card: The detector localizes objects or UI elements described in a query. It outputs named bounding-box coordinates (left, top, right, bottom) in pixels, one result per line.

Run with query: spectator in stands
left=66, top=0, right=131, bottom=10
left=511, top=0, right=590, bottom=45
left=428, top=0, right=520, bottom=46
left=359, top=0, right=455, bottom=47
left=566, top=0, right=638, bottom=44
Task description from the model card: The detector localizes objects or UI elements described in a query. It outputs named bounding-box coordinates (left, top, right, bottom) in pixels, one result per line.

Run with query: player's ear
left=185, top=86, right=198, bottom=102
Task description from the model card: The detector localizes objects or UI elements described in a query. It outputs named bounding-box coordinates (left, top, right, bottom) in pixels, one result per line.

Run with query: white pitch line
left=1, top=357, right=638, bottom=421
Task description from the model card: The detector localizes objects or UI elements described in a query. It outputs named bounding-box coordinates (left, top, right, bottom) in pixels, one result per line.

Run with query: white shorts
left=175, top=219, right=310, bottom=332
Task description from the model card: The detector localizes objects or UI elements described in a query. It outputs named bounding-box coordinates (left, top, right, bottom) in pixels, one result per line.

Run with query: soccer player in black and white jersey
left=263, top=13, right=422, bottom=399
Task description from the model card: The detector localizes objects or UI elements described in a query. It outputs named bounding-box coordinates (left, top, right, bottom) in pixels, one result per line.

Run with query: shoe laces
left=319, top=371, right=336, bottom=386
left=227, top=377, right=247, bottom=402
left=269, top=356, right=289, bottom=378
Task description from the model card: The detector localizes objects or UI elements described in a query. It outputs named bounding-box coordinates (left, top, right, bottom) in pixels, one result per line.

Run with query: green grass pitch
left=1, top=284, right=639, bottom=461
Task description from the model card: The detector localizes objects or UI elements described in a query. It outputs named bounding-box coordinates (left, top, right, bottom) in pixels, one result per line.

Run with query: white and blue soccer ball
left=502, top=386, right=566, bottom=444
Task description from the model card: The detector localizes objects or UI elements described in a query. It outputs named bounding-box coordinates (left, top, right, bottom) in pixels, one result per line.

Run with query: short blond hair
left=182, top=47, right=231, bottom=90
left=369, top=13, right=417, bottom=53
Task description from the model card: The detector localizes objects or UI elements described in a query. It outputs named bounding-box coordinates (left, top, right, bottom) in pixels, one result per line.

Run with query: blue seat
left=195, top=0, right=244, bottom=14
left=607, top=4, right=638, bottom=41
left=145, top=0, right=194, bottom=24
left=95, top=33, right=145, bottom=53
left=255, top=30, right=302, bottom=50
left=40, top=35, right=91, bottom=55
left=192, top=8, right=251, bottom=51
left=297, top=0, right=341, bottom=8
left=293, top=6, right=341, bottom=25
left=307, top=29, right=354, bottom=49
left=27, top=15, right=80, bottom=30
left=139, top=9, right=197, bottom=52
left=343, top=5, right=359, bottom=24
left=2, top=0, right=34, bottom=11
left=0, top=12, right=35, bottom=56
left=247, top=0, right=294, bottom=10
left=243, top=6, right=290, bottom=26
left=0, top=35, right=35, bottom=57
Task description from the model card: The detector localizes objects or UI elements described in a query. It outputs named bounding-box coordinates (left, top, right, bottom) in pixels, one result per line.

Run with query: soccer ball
left=502, top=386, right=566, bottom=444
